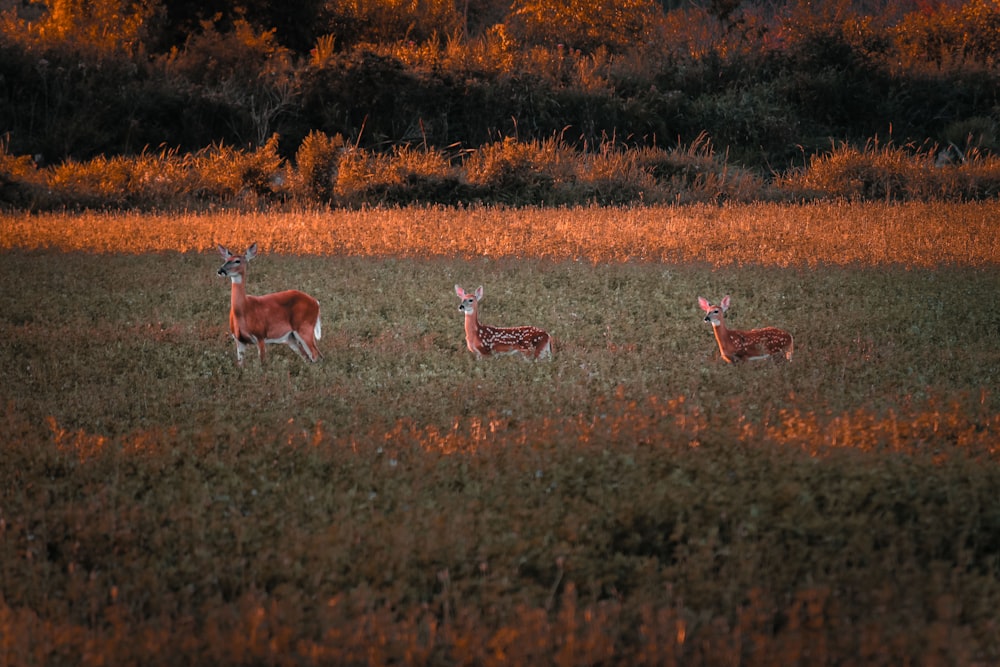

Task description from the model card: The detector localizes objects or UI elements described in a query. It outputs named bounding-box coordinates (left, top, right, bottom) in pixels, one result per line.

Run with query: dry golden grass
left=1, top=204, right=999, bottom=665
left=2, top=200, right=999, bottom=266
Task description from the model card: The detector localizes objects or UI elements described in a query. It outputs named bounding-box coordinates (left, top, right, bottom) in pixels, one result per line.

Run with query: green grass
left=1, top=205, right=999, bottom=665
left=3, top=252, right=995, bottom=436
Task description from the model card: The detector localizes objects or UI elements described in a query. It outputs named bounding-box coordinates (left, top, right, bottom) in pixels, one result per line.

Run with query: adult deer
left=455, top=285, right=552, bottom=360
left=217, top=243, right=322, bottom=365
left=698, top=295, right=793, bottom=363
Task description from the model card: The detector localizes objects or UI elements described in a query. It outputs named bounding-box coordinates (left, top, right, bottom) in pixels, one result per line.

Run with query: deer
left=217, top=243, right=322, bottom=366
left=455, top=285, right=552, bottom=360
left=698, top=295, right=793, bottom=363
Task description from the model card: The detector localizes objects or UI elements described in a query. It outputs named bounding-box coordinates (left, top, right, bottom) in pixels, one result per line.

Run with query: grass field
left=1, top=202, right=999, bottom=665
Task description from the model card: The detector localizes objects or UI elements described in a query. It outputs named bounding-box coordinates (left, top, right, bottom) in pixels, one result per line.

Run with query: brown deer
left=698, top=295, right=793, bottom=363
left=455, top=285, right=552, bottom=360
left=217, top=243, right=322, bottom=365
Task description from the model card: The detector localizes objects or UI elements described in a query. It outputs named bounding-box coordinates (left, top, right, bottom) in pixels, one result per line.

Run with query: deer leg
left=296, top=330, right=322, bottom=362
left=286, top=338, right=307, bottom=361
left=287, top=332, right=317, bottom=362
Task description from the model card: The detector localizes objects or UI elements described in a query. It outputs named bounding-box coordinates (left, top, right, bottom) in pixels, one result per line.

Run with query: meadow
left=1, top=202, right=999, bottom=665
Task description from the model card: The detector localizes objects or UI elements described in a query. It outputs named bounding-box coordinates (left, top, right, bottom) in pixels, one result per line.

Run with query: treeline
left=1, top=0, right=999, bottom=208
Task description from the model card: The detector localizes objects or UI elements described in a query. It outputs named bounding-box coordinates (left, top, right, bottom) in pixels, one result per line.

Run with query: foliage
left=0, top=137, right=286, bottom=210
left=333, top=143, right=468, bottom=206
left=508, top=0, right=661, bottom=52
left=780, top=139, right=1000, bottom=202
left=892, top=0, right=1000, bottom=71
left=0, top=141, right=44, bottom=206
left=2, top=0, right=1000, bottom=181
left=321, top=0, right=464, bottom=47
left=191, top=134, right=286, bottom=200
left=463, top=136, right=566, bottom=203
left=6, top=132, right=1000, bottom=210
left=160, top=18, right=299, bottom=146
left=294, top=130, right=346, bottom=203
left=0, top=0, right=159, bottom=58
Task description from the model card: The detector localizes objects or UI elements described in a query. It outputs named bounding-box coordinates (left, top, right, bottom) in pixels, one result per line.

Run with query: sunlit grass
left=2, top=200, right=999, bottom=266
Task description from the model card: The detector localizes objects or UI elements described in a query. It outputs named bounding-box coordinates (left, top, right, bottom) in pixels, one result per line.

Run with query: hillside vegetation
left=2, top=0, right=1000, bottom=208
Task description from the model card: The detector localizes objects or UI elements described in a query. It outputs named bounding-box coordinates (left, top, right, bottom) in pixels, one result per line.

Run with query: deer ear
left=475, top=286, right=484, bottom=301
left=721, top=295, right=731, bottom=311
left=245, top=243, right=258, bottom=260
left=218, top=245, right=232, bottom=259
left=697, top=297, right=711, bottom=312
left=455, top=285, right=466, bottom=298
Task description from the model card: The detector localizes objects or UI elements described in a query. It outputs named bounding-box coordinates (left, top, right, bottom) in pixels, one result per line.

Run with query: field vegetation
left=1, top=204, right=999, bottom=665
left=6, top=132, right=1000, bottom=210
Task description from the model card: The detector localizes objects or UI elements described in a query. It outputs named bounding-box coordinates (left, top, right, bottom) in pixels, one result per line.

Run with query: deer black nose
left=217, top=268, right=226, bottom=276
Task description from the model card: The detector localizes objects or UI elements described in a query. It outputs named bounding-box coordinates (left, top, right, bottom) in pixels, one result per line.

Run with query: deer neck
left=711, top=319, right=739, bottom=360
left=463, top=307, right=487, bottom=352
left=228, top=273, right=250, bottom=317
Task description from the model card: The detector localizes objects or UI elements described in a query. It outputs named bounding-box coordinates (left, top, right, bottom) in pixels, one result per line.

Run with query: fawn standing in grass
left=217, top=243, right=322, bottom=365
left=698, top=295, right=793, bottom=363
left=455, top=285, right=552, bottom=360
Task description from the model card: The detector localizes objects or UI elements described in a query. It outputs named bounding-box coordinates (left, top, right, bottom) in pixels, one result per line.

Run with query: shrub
left=0, top=46, right=152, bottom=160
left=294, top=130, right=345, bottom=203
left=567, top=144, right=653, bottom=205
left=0, top=0, right=159, bottom=59
left=688, top=84, right=802, bottom=169
left=321, top=0, right=463, bottom=48
left=47, top=155, right=134, bottom=207
left=940, top=116, right=1000, bottom=155
left=299, top=48, right=413, bottom=145
left=6, top=136, right=287, bottom=209
left=508, top=0, right=661, bottom=53
left=160, top=18, right=298, bottom=146
left=779, top=139, right=1000, bottom=202
left=635, top=134, right=768, bottom=203
left=191, top=134, right=285, bottom=202
left=382, top=144, right=465, bottom=202
left=654, top=5, right=726, bottom=62
left=463, top=137, right=574, bottom=204
left=892, top=0, right=1000, bottom=70
left=0, top=142, right=44, bottom=207
left=333, top=144, right=466, bottom=206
